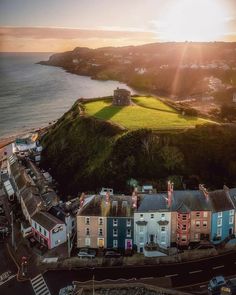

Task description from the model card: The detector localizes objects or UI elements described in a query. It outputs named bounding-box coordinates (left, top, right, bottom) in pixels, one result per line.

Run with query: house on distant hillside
left=233, top=93, right=236, bottom=103
left=112, top=88, right=131, bottom=106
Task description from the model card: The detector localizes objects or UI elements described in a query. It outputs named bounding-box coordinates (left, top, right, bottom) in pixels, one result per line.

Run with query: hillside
left=41, top=99, right=236, bottom=196
left=84, top=96, right=214, bottom=130
left=39, top=42, right=236, bottom=99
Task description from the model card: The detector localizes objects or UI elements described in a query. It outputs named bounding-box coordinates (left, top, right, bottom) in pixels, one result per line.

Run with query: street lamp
left=10, top=211, right=15, bottom=251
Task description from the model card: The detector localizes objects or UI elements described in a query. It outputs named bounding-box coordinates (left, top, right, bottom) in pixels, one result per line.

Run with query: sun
left=160, top=0, right=227, bottom=42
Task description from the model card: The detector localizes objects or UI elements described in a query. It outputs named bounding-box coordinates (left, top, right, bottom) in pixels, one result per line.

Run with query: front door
left=150, top=234, right=154, bottom=243
left=98, top=238, right=104, bottom=248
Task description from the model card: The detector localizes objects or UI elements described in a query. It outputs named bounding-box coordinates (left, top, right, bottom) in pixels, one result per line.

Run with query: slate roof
left=32, top=211, right=64, bottom=231
left=137, top=194, right=169, bottom=212
left=171, top=190, right=211, bottom=212
left=79, top=195, right=133, bottom=217
left=228, top=188, right=236, bottom=208
left=208, top=189, right=234, bottom=213
left=21, top=187, right=43, bottom=217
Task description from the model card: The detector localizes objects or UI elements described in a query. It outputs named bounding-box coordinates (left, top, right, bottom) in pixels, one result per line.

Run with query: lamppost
left=10, top=211, right=15, bottom=250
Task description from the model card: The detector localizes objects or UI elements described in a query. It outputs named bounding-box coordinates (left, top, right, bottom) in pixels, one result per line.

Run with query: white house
left=31, top=211, right=67, bottom=249
left=134, top=194, right=171, bottom=254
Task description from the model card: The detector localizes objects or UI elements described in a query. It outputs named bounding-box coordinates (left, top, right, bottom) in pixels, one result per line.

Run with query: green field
left=84, top=96, right=215, bottom=130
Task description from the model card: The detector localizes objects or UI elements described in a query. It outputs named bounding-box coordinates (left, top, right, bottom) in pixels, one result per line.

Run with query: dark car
left=104, top=251, right=121, bottom=258
left=208, top=276, right=227, bottom=295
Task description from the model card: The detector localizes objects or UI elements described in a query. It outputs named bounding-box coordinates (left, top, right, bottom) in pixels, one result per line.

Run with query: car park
left=77, top=248, right=96, bottom=259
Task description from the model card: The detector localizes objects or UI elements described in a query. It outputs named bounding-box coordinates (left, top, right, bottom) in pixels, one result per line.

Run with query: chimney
left=105, top=191, right=110, bottom=206
left=199, top=184, right=209, bottom=201
left=132, top=187, right=138, bottom=209
left=167, top=180, right=174, bottom=208
left=80, top=192, right=85, bottom=208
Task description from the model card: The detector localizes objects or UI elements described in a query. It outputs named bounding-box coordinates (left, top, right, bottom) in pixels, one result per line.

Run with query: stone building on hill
left=112, top=88, right=132, bottom=106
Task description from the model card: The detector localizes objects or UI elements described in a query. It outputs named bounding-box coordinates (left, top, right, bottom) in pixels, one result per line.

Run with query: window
left=86, top=228, right=90, bottom=236
left=113, top=228, right=118, bottom=237
left=196, top=212, right=200, bottom=217
left=35, top=223, right=37, bottom=230
left=140, top=214, right=143, bottom=218
left=194, top=233, right=199, bottom=240
left=44, top=229, right=47, bottom=236
left=150, top=213, right=154, bottom=219
left=85, top=238, right=90, bottom=246
left=218, top=212, right=222, bottom=218
left=139, top=236, right=144, bottom=243
left=127, top=219, right=131, bottom=227
left=98, top=228, right=103, bottom=236
left=113, top=240, right=118, bottom=248
left=85, top=217, right=90, bottom=225
left=229, top=216, right=234, bottom=224
left=113, top=219, right=118, bottom=226
left=203, top=211, right=208, bottom=218
left=160, top=233, right=166, bottom=244
left=217, top=227, right=222, bottom=237
left=195, top=221, right=200, bottom=228
left=181, top=235, right=187, bottom=242
left=182, top=215, right=187, bottom=221
left=39, top=226, right=42, bottom=233
left=139, top=226, right=144, bottom=233
left=182, top=224, right=186, bottom=230
left=161, top=226, right=166, bottom=232
left=230, top=210, right=234, bottom=216
left=161, top=213, right=165, bottom=220
left=99, top=218, right=103, bottom=225
left=203, top=221, right=208, bottom=227
left=72, top=220, right=75, bottom=228
left=217, top=218, right=222, bottom=227
left=127, top=229, right=131, bottom=237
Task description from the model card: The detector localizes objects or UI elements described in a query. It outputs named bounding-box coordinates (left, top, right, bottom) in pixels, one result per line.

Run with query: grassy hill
left=40, top=98, right=236, bottom=196
left=84, top=96, right=214, bottom=130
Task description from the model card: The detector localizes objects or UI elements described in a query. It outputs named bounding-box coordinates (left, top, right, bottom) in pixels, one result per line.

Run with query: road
left=0, top=250, right=236, bottom=295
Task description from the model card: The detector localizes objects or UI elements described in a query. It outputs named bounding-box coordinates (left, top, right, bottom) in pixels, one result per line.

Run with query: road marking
left=200, top=285, right=206, bottom=288
left=212, top=265, right=224, bottom=270
left=165, top=274, right=178, bottom=278
left=31, top=274, right=51, bottom=295
left=189, top=270, right=202, bottom=274
left=0, top=274, right=16, bottom=286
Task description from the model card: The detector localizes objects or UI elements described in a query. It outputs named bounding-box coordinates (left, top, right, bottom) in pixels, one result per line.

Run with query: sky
left=0, top=0, right=236, bottom=52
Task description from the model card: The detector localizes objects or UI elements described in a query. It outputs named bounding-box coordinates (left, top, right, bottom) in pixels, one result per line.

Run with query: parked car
left=77, top=248, right=96, bottom=259
left=208, top=276, right=227, bottom=295
left=104, top=250, right=121, bottom=258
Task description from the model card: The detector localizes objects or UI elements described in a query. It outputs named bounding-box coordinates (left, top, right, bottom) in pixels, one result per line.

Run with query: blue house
left=209, top=187, right=235, bottom=244
left=106, top=195, right=134, bottom=251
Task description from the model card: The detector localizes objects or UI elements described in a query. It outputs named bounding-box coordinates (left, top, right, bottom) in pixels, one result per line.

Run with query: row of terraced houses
left=77, top=184, right=236, bottom=255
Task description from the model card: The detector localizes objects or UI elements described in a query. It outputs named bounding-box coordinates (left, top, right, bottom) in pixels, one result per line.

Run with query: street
left=1, top=250, right=236, bottom=295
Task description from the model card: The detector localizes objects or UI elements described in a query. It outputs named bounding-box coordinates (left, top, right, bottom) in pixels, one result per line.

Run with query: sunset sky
left=0, top=0, right=236, bottom=52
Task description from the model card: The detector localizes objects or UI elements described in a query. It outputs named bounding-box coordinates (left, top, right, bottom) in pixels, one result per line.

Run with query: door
left=98, top=238, right=104, bottom=248
left=150, top=234, right=154, bottom=243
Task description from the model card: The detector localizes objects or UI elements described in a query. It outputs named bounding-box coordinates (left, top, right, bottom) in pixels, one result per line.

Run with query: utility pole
left=10, top=211, right=15, bottom=250
left=67, top=233, right=70, bottom=258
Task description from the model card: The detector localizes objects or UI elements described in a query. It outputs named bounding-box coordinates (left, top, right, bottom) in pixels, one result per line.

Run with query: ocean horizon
left=0, top=52, right=135, bottom=139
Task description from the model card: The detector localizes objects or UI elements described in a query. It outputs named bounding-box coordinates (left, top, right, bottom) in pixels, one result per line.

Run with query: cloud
left=0, top=26, right=155, bottom=40
left=0, top=26, right=158, bottom=52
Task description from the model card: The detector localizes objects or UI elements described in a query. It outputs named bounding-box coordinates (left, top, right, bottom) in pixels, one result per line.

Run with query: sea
left=0, top=52, right=135, bottom=139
